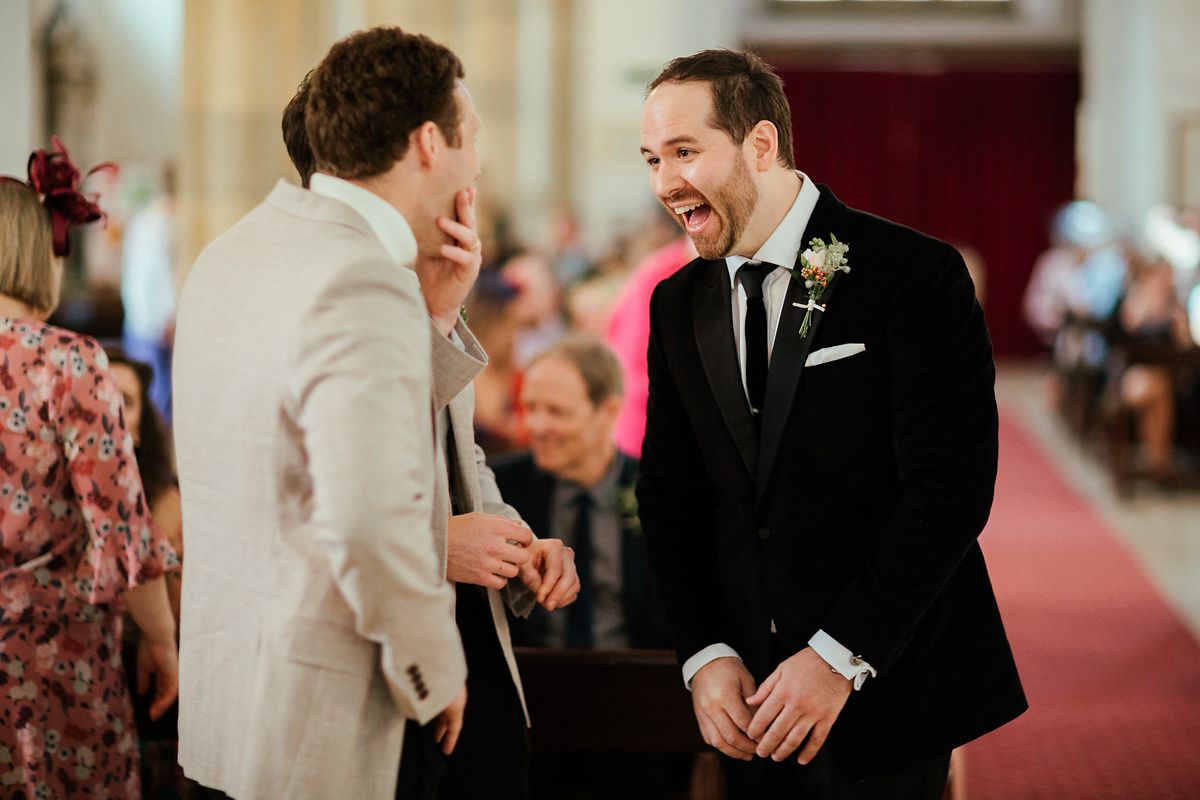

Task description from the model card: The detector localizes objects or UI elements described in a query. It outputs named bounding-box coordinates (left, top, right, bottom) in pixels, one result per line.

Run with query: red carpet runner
left=964, top=414, right=1200, bottom=798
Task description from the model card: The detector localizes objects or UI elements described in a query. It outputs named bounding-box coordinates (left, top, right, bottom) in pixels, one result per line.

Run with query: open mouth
left=673, top=201, right=712, bottom=234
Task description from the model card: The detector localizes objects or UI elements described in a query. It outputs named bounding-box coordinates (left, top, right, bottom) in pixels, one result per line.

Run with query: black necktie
left=565, top=492, right=594, bottom=648
left=737, top=263, right=772, bottom=418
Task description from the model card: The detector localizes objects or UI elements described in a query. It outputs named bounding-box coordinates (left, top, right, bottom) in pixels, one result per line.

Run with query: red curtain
left=774, top=66, right=1079, bottom=357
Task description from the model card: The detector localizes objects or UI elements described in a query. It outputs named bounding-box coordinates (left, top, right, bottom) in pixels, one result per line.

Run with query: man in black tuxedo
left=492, top=335, right=670, bottom=651
left=636, top=50, right=1026, bottom=797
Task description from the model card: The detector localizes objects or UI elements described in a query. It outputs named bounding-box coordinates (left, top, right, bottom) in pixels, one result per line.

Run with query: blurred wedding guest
left=564, top=272, right=625, bottom=338
left=468, top=268, right=528, bottom=455
left=1113, top=254, right=1194, bottom=481
left=106, top=349, right=182, bottom=570
left=547, top=207, right=591, bottom=287
left=121, top=163, right=178, bottom=421
left=106, top=344, right=196, bottom=797
left=1143, top=204, right=1200, bottom=346
left=1023, top=200, right=1126, bottom=360
left=605, top=235, right=694, bottom=456
left=494, top=335, right=670, bottom=651
left=0, top=144, right=179, bottom=799
left=492, top=335, right=676, bottom=800
left=504, top=251, right=566, bottom=366
left=173, top=28, right=472, bottom=800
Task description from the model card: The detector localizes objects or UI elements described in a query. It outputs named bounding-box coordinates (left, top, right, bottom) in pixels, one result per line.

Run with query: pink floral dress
left=0, top=319, right=177, bottom=799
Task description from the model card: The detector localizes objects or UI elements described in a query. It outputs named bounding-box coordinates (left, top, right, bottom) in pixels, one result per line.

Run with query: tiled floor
left=997, top=361, right=1200, bottom=638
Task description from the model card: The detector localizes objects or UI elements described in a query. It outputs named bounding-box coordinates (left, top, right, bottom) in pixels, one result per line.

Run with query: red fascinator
left=0, top=137, right=117, bottom=257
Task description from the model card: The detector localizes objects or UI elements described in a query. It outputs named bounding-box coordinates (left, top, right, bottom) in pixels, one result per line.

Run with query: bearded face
left=660, top=152, right=758, bottom=260
left=641, top=81, right=762, bottom=261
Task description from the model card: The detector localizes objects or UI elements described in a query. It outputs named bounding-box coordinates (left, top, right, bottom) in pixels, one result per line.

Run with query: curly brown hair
left=305, top=27, right=465, bottom=180
left=648, top=49, right=795, bottom=171
left=282, top=70, right=315, bottom=188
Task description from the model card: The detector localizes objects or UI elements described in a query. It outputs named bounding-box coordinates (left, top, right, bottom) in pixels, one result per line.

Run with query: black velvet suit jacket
left=636, top=184, right=1026, bottom=774
left=491, top=452, right=672, bottom=650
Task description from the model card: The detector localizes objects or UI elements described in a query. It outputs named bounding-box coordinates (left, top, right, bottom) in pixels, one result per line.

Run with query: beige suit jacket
left=429, top=324, right=535, bottom=722
left=173, top=181, right=466, bottom=800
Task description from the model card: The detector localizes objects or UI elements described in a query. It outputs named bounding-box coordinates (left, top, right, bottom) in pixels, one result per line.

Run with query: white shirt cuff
left=682, top=644, right=742, bottom=690
left=809, top=629, right=876, bottom=690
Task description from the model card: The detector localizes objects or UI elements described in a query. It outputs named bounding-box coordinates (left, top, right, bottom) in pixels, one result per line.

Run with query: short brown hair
left=529, top=334, right=624, bottom=407
left=648, top=49, right=795, bottom=170
left=283, top=71, right=315, bottom=188
left=305, top=27, right=465, bottom=180
left=0, top=182, right=59, bottom=313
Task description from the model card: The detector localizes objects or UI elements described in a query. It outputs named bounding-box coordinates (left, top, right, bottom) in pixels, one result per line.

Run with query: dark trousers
left=722, top=748, right=951, bottom=799
left=397, top=584, right=530, bottom=800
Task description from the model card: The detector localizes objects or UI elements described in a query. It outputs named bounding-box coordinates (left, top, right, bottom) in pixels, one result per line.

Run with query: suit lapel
left=446, top=387, right=481, bottom=511
left=693, top=260, right=758, bottom=477
left=755, top=186, right=848, bottom=500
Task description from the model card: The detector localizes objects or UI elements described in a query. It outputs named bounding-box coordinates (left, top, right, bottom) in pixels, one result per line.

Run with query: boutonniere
left=616, top=485, right=642, bottom=536
left=786, top=234, right=850, bottom=338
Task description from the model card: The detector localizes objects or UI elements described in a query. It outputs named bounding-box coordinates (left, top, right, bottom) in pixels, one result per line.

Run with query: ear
left=411, top=121, right=441, bottom=169
left=747, top=120, right=779, bottom=173
left=598, top=394, right=623, bottom=428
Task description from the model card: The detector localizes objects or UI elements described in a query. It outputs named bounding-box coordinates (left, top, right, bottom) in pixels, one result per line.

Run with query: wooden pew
left=515, top=647, right=703, bottom=753
left=515, top=648, right=962, bottom=799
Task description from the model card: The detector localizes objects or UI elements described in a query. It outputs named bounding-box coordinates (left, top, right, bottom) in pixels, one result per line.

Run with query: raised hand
left=745, top=647, right=851, bottom=764
left=415, top=187, right=483, bottom=336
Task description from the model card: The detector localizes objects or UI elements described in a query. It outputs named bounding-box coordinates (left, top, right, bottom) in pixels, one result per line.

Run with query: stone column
left=1080, top=0, right=1200, bottom=226
left=179, top=0, right=337, bottom=273
left=0, top=0, right=35, bottom=178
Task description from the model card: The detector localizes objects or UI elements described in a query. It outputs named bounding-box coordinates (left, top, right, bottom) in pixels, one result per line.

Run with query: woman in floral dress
left=0, top=145, right=179, bottom=798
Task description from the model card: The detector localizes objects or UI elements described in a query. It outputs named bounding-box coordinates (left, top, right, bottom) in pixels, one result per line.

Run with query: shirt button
left=757, top=526, right=771, bottom=541
left=850, top=655, right=864, bottom=666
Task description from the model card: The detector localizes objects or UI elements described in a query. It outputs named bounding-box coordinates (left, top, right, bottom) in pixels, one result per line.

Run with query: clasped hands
left=446, top=511, right=580, bottom=610
left=690, top=649, right=852, bottom=765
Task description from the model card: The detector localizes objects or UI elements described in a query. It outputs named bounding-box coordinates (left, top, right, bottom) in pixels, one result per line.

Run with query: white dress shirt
left=682, top=172, right=877, bottom=692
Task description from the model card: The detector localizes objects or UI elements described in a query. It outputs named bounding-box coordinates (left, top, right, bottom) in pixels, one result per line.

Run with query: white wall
left=1080, top=0, right=1200, bottom=230
left=0, top=0, right=35, bottom=177
left=737, top=0, right=1080, bottom=50
left=570, top=0, right=736, bottom=254
left=93, top=0, right=183, bottom=167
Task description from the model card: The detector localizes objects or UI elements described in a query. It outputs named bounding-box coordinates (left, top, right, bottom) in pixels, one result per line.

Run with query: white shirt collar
left=309, top=172, right=418, bottom=267
left=725, top=171, right=820, bottom=287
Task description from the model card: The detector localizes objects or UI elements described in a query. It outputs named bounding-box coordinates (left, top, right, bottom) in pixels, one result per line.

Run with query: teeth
left=673, top=202, right=703, bottom=215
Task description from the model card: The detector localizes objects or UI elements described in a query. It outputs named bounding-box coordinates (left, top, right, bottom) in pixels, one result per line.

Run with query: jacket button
left=757, top=526, right=771, bottom=541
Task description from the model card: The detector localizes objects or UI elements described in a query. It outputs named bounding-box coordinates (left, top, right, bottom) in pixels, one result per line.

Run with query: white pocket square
left=805, top=343, right=866, bottom=368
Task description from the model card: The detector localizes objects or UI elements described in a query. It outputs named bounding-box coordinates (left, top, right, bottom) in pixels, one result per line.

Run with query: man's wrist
left=682, top=643, right=742, bottom=690
left=429, top=309, right=458, bottom=337
left=808, top=629, right=876, bottom=690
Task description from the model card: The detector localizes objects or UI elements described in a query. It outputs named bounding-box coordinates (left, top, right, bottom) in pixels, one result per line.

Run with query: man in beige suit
left=173, top=29, right=490, bottom=799
left=284, top=34, right=581, bottom=800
